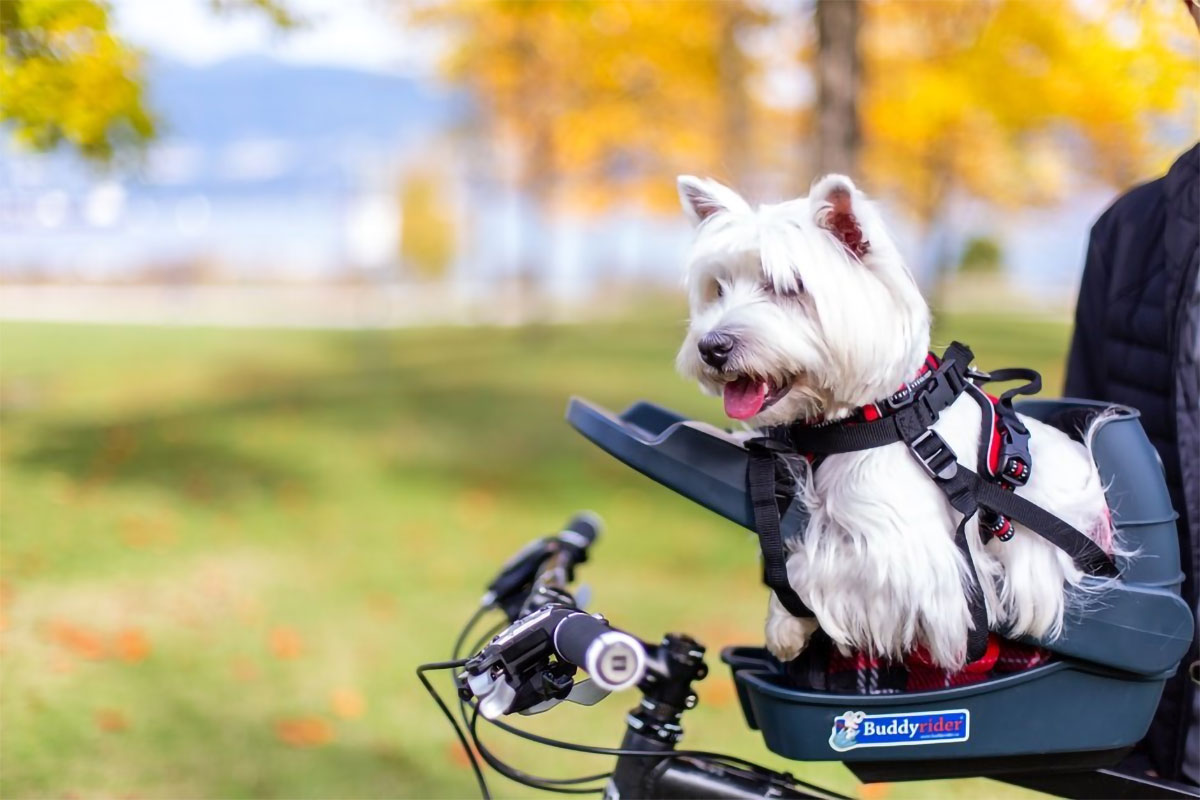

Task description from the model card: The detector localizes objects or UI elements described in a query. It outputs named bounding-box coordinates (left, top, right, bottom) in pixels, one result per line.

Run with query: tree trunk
left=814, top=0, right=861, bottom=176
left=719, top=2, right=750, bottom=186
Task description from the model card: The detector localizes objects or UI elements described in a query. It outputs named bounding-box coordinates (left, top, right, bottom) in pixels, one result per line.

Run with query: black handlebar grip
left=552, top=612, right=645, bottom=691
left=559, top=511, right=602, bottom=549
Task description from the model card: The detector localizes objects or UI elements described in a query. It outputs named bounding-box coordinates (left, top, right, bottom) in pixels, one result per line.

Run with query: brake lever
left=565, top=678, right=609, bottom=705
left=519, top=679, right=609, bottom=715
left=461, top=605, right=579, bottom=718
left=481, top=536, right=554, bottom=611
left=467, top=671, right=517, bottom=720
left=574, top=583, right=591, bottom=610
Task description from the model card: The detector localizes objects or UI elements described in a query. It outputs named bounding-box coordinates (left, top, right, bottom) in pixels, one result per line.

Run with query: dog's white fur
left=675, top=174, right=1115, bottom=670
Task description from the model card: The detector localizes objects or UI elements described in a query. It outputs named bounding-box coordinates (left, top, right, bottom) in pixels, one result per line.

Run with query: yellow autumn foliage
left=410, top=0, right=775, bottom=213
left=862, top=0, right=1200, bottom=221
left=417, top=0, right=1198, bottom=218
left=0, top=0, right=154, bottom=162
left=400, top=171, right=457, bottom=280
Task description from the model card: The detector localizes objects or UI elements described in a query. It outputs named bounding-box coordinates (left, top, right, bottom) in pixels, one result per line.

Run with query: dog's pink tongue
left=723, top=377, right=767, bottom=420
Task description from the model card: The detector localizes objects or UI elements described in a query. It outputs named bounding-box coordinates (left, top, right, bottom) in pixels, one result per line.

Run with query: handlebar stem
left=629, top=633, right=708, bottom=745
left=607, top=634, right=709, bottom=799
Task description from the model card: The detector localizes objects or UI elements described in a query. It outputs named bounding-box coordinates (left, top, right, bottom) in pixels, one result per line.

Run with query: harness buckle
left=967, top=367, right=991, bottom=383
left=745, top=436, right=794, bottom=455
left=908, top=429, right=959, bottom=481
left=885, top=386, right=915, bottom=410
left=996, top=415, right=1032, bottom=488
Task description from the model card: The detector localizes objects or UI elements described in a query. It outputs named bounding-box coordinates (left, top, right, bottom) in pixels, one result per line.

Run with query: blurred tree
left=814, top=0, right=860, bottom=175
left=207, top=0, right=301, bottom=30
left=958, top=235, right=1004, bottom=276
left=0, top=0, right=154, bottom=162
left=861, top=0, right=1199, bottom=226
left=416, top=0, right=1195, bottom=230
left=399, top=171, right=457, bottom=280
left=409, top=0, right=770, bottom=214
left=0, top=0, right=297, bottom=163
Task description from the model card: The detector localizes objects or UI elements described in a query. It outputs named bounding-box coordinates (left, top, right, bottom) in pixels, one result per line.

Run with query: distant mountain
left=146, top=55, right=468, bottom=146
left=0, top=56, right=475, bottom=277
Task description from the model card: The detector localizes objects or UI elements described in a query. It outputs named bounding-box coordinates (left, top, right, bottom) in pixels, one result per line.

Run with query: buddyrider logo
left=829, top=709, right=969, bottom=752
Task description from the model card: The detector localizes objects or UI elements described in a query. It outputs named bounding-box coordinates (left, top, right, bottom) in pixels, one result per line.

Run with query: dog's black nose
left=698, top=332, right=735, bottom=369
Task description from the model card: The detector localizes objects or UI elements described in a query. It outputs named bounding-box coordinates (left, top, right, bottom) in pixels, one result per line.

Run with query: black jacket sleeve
left=1065, top=217, right=1112, bottom=399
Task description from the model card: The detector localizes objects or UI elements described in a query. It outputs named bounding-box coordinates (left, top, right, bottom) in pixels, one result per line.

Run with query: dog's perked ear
left=811, top=174, right=870, bottom=260
left=677, top=175, right=750, bottom=226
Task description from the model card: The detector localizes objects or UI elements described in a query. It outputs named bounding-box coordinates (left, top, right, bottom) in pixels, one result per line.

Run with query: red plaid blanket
left=783, top=632, right=1051, bottom=694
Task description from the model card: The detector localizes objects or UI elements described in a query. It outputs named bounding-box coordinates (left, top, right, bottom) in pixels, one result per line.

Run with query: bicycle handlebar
left=553, top=611, right=645, bottom=691
left=463, top=512, right=646, bottom=717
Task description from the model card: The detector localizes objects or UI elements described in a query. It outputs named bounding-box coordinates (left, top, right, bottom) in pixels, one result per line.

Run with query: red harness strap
left=859, top=353, right=941, bottom=422
left=799, top=354, right=1029, bottom=542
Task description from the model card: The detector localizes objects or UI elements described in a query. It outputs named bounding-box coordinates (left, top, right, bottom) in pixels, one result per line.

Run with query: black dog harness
left=746, top=341, right=1118, bottom=663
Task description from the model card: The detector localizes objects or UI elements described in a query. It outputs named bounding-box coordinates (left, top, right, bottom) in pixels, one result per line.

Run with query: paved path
left=0, top=284, right=626, bottom=328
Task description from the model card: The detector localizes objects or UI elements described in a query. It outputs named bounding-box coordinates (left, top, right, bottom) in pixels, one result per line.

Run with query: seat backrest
left=1013, top=400, right=1192, bottom=675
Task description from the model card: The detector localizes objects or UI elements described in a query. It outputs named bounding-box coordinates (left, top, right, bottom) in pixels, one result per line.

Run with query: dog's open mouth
left=722, top=375, right=791, bottom=420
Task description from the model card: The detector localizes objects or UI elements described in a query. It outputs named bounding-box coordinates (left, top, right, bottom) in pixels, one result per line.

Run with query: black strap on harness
left=745, top=341, right=1118, bottom=663
left=747, top=438, right=813, bottom=618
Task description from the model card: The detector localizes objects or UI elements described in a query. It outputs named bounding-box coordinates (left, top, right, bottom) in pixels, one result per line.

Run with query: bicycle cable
left=452, top=603, right=493, bottom=660
left=467, top=704, right=609, bottom=794
left=475, top=700, right=844, bottom=798
left=416, top=658, right=491, bottom=800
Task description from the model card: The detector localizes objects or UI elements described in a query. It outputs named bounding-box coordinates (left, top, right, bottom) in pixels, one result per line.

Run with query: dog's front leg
left=765, top=593, right=819, bottom=662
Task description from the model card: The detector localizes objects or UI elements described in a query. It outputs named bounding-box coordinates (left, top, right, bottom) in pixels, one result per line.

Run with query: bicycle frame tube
left=644, top=758, right=826, bottom=799
left=608, top=734, right=826, bottom=799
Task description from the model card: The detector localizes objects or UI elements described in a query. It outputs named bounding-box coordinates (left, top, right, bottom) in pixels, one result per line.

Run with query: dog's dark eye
left=762, top=279, right=802, bottom=298
left=714, top=282, right=724, bottom=299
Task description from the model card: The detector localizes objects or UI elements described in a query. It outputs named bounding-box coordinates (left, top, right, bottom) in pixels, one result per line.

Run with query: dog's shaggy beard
left=673, top=174, right=1116, bottom=671
left=674, top=175, right=931, bottom=428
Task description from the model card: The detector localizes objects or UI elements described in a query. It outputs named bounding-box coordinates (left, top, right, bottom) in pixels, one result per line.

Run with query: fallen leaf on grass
left=330, top=688, right=365, bottom=719
left=699, top=676, right=737, bottom=708
left=46, top=621, right=106, bottom=660
left=114, top=628, right=150, bottom=662
left=10, top=551, right=44, bottom=578
left=86, top=426, right=138, bottom=488
left=446, top=739, right=480, bottom=769
left=231, top=656, right=259, bottom=682
left=45, top=622, right=153, bottom=663
left=0, top=581, right=12, bottom=633
left=690, top=623, right=761, bottom=650
left=234, top=596, right=263, bottom=625
left=96, top=708, right=129, bottom=733
left=118, top=514, right=176, bottom=549
left=269, top=626, right=304, bottom=659
left=455, top=488, right=497, bottom=530
left=858, top=781, right=892, bottom=800
left=277, top=481, right=310, bottom=511
left=275, top=717, right=334, bottom=747
left=365, top=592, right=395, bottom=619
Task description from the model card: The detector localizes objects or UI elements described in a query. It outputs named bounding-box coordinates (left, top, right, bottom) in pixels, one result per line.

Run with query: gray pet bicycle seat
left=566, top=397, right=1193, bottom=768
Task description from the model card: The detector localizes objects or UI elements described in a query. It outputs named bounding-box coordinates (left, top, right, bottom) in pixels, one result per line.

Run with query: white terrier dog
left=675, top=174, right=1115, bottom=671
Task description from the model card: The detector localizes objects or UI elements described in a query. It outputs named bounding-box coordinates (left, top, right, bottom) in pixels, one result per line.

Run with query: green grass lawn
left=0, top=310, right=1070, bottom=799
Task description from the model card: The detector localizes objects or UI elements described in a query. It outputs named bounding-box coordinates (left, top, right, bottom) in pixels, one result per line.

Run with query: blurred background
left=1, top=1, right=1197, bottom=798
